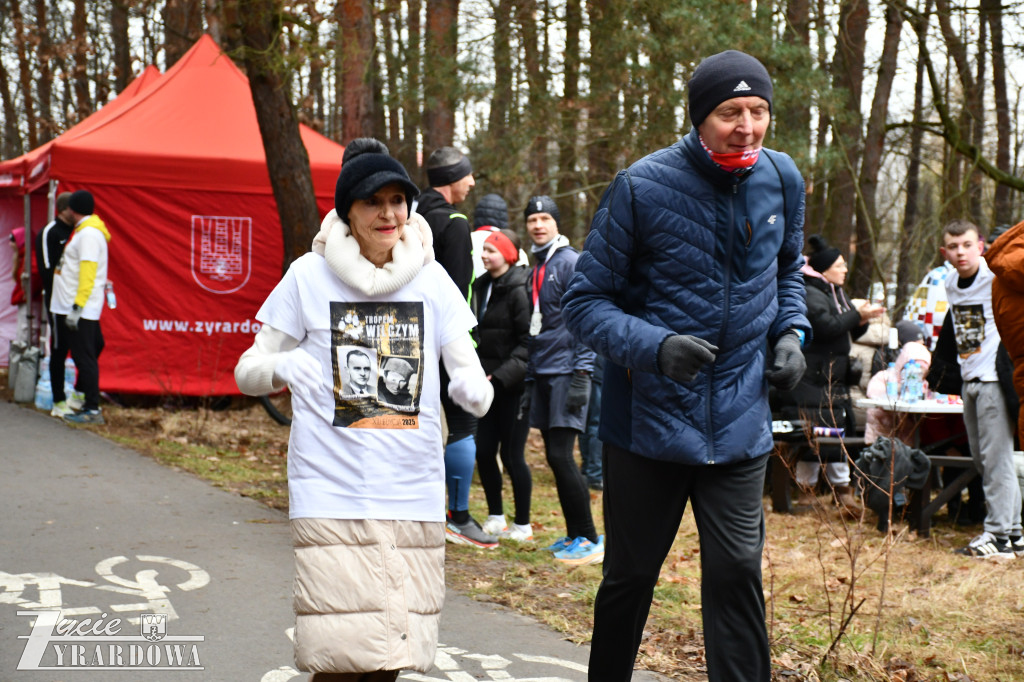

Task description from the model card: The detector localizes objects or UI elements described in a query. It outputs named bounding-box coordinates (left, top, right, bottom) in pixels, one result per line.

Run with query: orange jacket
left=986, top=219, right=1024, bottom=441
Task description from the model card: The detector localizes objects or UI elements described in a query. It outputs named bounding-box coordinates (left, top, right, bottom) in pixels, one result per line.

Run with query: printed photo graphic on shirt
left=337, top=346, right=377, bottom=398
left=951, top=303, right=986, bottom=358
left=330, top=302, right=425, bottom=428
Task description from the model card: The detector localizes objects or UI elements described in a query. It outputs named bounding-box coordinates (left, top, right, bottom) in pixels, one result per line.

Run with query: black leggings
left=542, top=427, right=597, bottom=542
left=476, top=388, right=532, bottom=525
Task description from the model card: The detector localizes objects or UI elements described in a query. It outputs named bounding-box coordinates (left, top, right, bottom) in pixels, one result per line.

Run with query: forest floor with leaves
left=11, top=390, right=1024, bottom=682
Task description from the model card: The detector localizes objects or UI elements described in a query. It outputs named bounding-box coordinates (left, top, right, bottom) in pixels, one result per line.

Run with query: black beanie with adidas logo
left=686, top=50, right=773, bottom=128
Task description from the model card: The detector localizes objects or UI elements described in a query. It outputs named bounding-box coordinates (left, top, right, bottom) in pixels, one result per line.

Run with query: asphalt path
left=0, top=400, right=671, bottom=682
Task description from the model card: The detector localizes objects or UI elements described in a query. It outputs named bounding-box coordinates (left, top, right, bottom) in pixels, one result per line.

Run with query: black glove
left=766, top=331, right=806, bottom=391
left=657, top=335, right=718, bottom=383
left=566, top=371, right=591, bottom=413
left=66, top=305, right=83, bottom=331
left=517, top=382, right=534, bottom=421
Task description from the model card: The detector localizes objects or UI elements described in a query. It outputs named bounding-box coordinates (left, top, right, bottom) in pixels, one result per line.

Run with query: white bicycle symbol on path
left=0, top=554, right=209, bottom=625
left=261, top=642, right=590, bottom=682
left=2, top=555, right=587, bottom=681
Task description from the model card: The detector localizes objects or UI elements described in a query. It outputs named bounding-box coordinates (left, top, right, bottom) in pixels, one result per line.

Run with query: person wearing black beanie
left=560, top=48, right=811, bottom=682
left=68, top=190, right=95, bottom=216
left=333, top=143, right=419, bottom=225
left=778, top=233, right=883, bottom=514
left=686, top=50, right=773, bottom=128
left=417, top=149, right=496, bottom=548
left=805, top=233, right=842, bottom=274
left=49, top=188, right=112, bottom=425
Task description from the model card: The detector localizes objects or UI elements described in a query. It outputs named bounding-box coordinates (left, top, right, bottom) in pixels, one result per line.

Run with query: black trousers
left=542, top=427, right=598, bottom=542
left=476, top=386, right=533, bottom=525
left=48, top=312, right=74, bottom=403
left=59, top=315, right=104, bottom=411
left=589, top=444, right=770, bottom=682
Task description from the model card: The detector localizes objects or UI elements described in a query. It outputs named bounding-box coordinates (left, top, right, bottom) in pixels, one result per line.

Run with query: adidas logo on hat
left=733, top=80, right=752, bottom=92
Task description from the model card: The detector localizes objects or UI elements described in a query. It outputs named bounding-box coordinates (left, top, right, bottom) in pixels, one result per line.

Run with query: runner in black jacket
left=420, top=147, right=496, bottom=548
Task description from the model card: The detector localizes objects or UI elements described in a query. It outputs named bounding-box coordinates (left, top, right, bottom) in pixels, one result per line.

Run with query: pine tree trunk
left=338, top=0, right=378, bottom=143
left=164, top=0, right=203, bottom=67
left=985, top=0, right=1012, bottom=226
left=853, top=2, right=902, bottom=297
left=557, top=0, right=581, bottom=240
left=825, top=0, right=867, bottom=277
left=398, top=0, right=421, bottom=174
left=238, top=0, right=321, bottom=269
left=0, top=56, right=23, bottom=157
left=72, top=0, right=91, bottom=122
left=35, top=0, right=54, bottom=143
left=423, top=0, right=457, bottom=150
left=898, top=0, right=931, bottom=312
left=10, top=0, right=38, bottom=149
left=586, top=0, right=626, bottom=217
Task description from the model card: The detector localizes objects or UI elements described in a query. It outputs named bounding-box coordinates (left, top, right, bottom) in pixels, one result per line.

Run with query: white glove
left=66, top=305, right=83, bottom=331
left=274, top=348, right=324, bottom=401
left=447, top=366, right=493, bottom=418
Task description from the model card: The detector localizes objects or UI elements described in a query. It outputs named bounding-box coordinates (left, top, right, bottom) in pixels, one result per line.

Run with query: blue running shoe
left=554, top=535, right=604, bottom=566
left=542, top=536, right=574, bottom=552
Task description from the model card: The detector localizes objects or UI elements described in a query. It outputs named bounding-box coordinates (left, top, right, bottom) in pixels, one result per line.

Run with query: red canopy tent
left=0, top=35, right=344, bottom=393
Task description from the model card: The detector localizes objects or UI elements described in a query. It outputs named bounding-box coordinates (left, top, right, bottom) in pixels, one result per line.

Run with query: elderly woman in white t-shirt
left=235, top=138, right=492, bottom=682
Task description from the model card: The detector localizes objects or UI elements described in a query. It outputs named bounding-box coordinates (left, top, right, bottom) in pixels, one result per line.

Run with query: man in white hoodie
left=50, top=189, right=111, bottom=424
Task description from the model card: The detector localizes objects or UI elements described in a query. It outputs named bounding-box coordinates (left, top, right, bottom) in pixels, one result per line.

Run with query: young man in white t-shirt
left=942, top=220, right=1022, bottom=559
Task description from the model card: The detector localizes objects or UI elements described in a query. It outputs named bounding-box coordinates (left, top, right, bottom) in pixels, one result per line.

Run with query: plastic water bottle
left=901, top=360, right=923, bottom=403
left=105, top=281, right=117, bottom=309
left=885, top=362, right=898, bottom=401
left=65, top=357, right=77, bottom=389
left=35, top=357, right=53, bottom=411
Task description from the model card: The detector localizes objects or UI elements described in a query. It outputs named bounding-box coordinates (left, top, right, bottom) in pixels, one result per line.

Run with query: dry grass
left=8, top=386, right=1024, bottom=681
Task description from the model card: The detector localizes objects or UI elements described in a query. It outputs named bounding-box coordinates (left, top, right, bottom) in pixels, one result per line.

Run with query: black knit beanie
left=335, top=143, right=419, bottom=222
left=473, top=193, right=509, bottom=229
left=426, top=147, right=472, bottom=187
left=806, top=234, right=842, bottom=274
left=68, top=190, right=95, bottom=215
left=523, top=195, right=560, bottom=227
left=687, top=50, right=773, bottom=128
left=895, top=320, right=925, bottom=347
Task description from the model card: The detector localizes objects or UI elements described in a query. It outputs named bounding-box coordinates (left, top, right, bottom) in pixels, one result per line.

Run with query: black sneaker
left=445, top=515, right=498, bottom=549
left=1010, top=535, right=1024, bottom=558
left=953, top=532, right=1015, bottom=560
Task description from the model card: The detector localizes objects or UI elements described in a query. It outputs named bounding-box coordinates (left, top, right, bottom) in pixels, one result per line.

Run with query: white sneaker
left=67, top=391, right=85, bottom=411
left=51, top=401, right=75, bottom=418
left=481, top=515, right=508, bottom=537
left=506, top=523, right=534, bottom=543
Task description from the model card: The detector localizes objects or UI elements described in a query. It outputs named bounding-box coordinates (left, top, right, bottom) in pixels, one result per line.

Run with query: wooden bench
left=770, top=434, right=868, bottom=514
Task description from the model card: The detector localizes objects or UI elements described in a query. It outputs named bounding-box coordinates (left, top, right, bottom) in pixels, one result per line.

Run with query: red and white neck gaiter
left=699, top=135, right=761, bottom=175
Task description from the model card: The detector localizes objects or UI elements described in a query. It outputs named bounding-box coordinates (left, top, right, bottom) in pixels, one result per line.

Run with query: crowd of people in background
left=7, top=46, right=1023, bottom=682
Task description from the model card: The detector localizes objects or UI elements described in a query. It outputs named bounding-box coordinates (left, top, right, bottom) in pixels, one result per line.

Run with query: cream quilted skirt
left=291, top=518, right=445, bottom=673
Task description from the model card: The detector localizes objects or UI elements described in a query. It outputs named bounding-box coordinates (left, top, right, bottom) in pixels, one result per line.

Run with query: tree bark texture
left=398, top=0, right=421, bottom=175
left=423, top=0, right=458, bottom=150
left=238, top=0, right=321, bottom=269
left=825, top=0, right=867, bottom=277
left=111, top=0, right=131, bottom=93
left=72, top=0, right=91, bottom=122
left=164, top=0, right=204, bottom=67
left=852, top=1, right=902, bottom=297
left=10, top=0, right=38, bottom=149
left=985, top=0, right=1013, bottom=226
left=557, top=0, right=581, bottom=240
left=338, top=0, right=378, bottom=144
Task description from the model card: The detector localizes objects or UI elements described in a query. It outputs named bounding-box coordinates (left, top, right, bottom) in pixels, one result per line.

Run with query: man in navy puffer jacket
left=562, top=50, right=810, bottom=681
